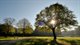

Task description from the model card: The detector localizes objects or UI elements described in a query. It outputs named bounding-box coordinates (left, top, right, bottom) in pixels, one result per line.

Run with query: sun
left=49, top=19, right=57, bottom=25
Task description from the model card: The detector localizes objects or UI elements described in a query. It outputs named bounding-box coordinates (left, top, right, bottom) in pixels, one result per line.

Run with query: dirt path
left=0, top=40, right=18, bottom=45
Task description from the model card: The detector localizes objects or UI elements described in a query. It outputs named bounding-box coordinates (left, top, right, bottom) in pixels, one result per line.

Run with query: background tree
left=4, top=18, right=15, bottom=35
left=34, top=26, right=52, bottom=36
left=0, top=24, right=7, bottom=35
left=75, top=26, right=80, bottom=36
left=35, top=3, right=78, bottom=41
left=25, top=26, right=33, bottom=34
left=17, top=18, right=33, bottom=35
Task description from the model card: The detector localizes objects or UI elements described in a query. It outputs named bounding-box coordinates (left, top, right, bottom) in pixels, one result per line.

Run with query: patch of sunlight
left=47, top=43, right=50, bottom=45
left=57, top=40, right=71, bottom=45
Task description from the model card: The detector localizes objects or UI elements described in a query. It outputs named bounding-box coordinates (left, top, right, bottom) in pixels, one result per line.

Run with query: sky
left=0, top=0, right=80, bottom=29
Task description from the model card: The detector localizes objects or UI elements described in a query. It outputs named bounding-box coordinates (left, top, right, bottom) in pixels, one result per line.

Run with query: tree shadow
left=14, top=39, right=66, bottom=45
left=70, top=40, right=77, bottom=45
left=50, top=40, right=64, bottom=45
left=59, top=39, right=79, bottom=45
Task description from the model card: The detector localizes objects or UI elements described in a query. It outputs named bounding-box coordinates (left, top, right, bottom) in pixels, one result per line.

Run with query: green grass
left=0, top=37, right=80, bottom=45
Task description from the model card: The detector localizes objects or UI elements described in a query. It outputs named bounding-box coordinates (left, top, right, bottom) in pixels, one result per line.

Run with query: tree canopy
left=17, top=18, right=33, bottom=34
left=35, top=3, right=78, bottom=32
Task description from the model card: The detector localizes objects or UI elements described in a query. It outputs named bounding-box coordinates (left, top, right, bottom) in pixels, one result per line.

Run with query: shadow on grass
left=50, top=40, right=63, bottom=45
left=0, top=39, right=80, bottom=45
left=60, top=39, right=80, bottom=45
left=15, top=39, right=64, bottom=45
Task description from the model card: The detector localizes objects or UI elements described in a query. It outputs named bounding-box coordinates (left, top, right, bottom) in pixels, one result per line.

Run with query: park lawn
left=0, top=36, right=54, bottom=40
left=0, top=37, right=80, bottom=45
left=0, top=36, right=80, bottom=40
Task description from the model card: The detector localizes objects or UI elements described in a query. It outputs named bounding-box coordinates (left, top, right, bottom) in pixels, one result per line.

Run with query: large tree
left=35, top=3, right=78, bottom=41
left=17, top=18, right=32, bottom=34
left=4, top=18, right=15, bottom=34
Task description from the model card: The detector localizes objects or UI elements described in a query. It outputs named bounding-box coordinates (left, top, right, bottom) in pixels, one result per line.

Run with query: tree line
left=0, top=17, right=80, bottom=37
left=0, top=18, right=33, bottom=36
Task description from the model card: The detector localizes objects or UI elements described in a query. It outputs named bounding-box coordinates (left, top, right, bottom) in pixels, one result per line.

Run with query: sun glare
left=49, top=20, right=56, bottom=25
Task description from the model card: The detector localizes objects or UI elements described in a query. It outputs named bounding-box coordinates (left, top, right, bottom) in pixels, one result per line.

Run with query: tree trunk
left=52, top=27, right=57, bottom=42
left=23, top=28, right=25, bottom=35
left=6, top=24, right=10, bottom=37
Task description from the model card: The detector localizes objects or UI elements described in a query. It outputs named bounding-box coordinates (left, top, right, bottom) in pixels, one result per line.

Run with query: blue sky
left=0, top=0, right=80, bottom=28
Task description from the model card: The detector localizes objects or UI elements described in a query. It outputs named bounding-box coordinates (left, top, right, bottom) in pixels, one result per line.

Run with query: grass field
left=0, top=37, right=80, bottom=45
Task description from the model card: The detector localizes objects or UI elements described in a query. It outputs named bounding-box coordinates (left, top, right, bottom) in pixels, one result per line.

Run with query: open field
left=0, top=37, right=80, bottom=45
